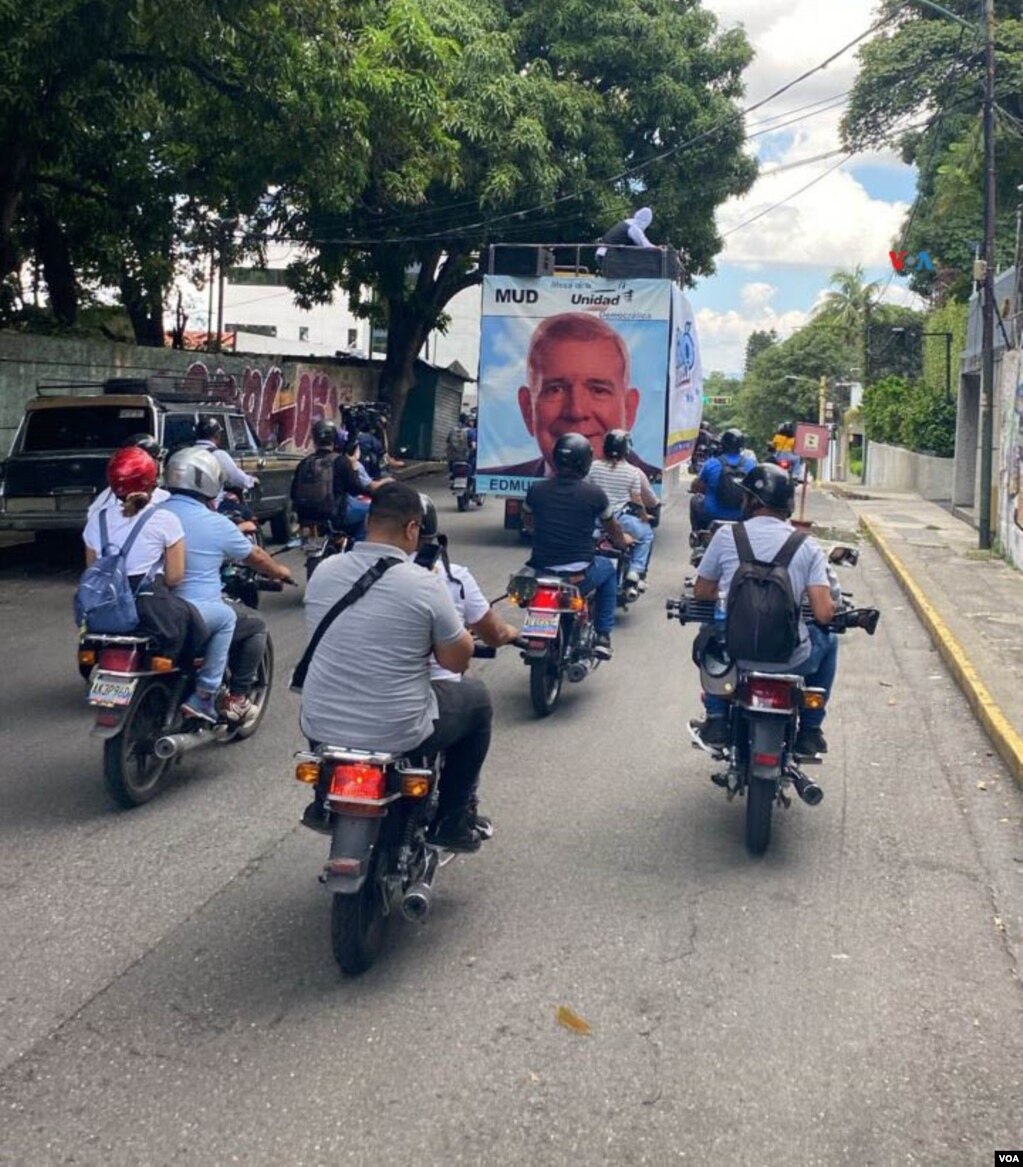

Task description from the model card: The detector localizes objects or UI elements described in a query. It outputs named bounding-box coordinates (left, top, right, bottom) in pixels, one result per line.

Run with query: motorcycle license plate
left=88, top=676, right=138, bottom=707
left=522, top=610, right=561, bottom=638
left=451, top=478, right=468, bottom=490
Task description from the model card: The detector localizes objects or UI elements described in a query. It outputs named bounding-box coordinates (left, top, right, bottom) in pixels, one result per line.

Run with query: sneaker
left=594, top=632, right=613, bottom=660
left=794, top=726, right=828, bottom=758
left=467, top=796, right=494, bottom=840
left=301, top=800, right=333, bottom=835
left=625, top=569, right=641, bottom=585
left=428, top=809, right=482, bottom=853
left=691, top=716, right=729, bottom=749
left=625, top=585, right=639, bottom=603
left=221, top=693, right=254, bottom=724
left=636, top=578, right=648, bottom=593
left=181, top=690, right=219, bottom=724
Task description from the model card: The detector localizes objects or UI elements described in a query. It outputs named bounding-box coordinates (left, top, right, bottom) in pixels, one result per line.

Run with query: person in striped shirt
left=586, top=429, right=654, bottom=598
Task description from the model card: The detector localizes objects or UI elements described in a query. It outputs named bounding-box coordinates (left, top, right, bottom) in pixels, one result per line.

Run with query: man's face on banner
left=517, top=335, right=640, bottom=468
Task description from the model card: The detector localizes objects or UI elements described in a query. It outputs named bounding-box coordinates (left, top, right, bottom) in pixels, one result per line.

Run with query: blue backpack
left=73, top=507, right=158, bottom=634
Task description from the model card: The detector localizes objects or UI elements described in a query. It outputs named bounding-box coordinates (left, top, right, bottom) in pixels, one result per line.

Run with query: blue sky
left=692, top=0, right=925, bottom=377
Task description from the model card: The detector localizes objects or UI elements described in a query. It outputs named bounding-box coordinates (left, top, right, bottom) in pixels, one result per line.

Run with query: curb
left=861, top=514, right=1023, bottom=787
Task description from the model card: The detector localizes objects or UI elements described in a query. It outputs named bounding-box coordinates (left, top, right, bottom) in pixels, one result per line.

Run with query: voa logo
left=890, top=250, right=934, bottom=274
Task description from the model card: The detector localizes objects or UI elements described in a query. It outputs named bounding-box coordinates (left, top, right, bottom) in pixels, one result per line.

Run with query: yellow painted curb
left=860, top=514, right=1023, bottom=787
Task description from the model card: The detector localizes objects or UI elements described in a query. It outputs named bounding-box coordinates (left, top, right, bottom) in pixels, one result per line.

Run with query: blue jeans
left=618, top=513, right=654, bottom=575
left=343, top=497, right=371, bottom=542
left=703, top=625, right=838, bottom=727
left=187, top=598, right=237, bottom=692
left=579, top=556, right=617, bottom=634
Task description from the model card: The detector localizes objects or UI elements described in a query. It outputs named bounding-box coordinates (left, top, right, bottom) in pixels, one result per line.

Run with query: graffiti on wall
left=998, top=355, right=1023, bottom=570
left=183, top=361, right=369, bottom=453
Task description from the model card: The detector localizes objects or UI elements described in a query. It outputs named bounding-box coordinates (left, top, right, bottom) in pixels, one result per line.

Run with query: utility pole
left=979, top=0, right=996, bottom=549
left=818, top=374, right=828, bottom=426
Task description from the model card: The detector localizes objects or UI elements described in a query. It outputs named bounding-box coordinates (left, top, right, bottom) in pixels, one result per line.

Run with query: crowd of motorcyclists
left=74, top=407, right=847, bottom=853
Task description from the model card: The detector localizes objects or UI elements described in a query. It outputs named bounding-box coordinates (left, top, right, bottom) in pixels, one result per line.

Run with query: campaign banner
left=476, top=274, right=672, bottom=498
left=664, top=286, right=703, bottom=468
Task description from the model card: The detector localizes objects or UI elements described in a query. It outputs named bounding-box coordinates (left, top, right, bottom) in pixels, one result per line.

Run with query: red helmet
left=107, top=447, right=158, bottom=498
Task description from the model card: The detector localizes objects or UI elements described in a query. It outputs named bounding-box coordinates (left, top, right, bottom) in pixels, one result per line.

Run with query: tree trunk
left=378, top=300, right=426, bottom=447
left=0, top=147, right=27, bottom=284
left=32, top=202, right=78, bottom=326
left=120, top=259, right=167, bottom=347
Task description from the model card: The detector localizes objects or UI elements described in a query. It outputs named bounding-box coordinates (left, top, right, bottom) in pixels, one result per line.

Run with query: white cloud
left=697, top=283, right=809, bottom=375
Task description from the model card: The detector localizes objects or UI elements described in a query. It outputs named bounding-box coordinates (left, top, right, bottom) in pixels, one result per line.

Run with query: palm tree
left=814, top=264, right=882, bottom=384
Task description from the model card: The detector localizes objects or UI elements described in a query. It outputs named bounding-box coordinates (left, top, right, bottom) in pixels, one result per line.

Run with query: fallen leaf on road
left=556, top=1006, right=592, bottom=1036
left=977, top=781, right=988, bottom=791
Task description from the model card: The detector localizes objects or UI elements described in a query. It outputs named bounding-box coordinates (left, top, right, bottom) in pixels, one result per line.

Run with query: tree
left=281, top=0, right=758, bottom=434
left=701, top=370, right=743, bottom=433
left=744, top=329, right=777, bottom=374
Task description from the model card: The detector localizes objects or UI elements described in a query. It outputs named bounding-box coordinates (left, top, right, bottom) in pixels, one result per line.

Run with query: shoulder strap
left=290, top=556, right=403, bottom=692
left=770, top=529, right=808, bottom=570
left=98, top=509, right=112, bottom=554
left=732, top=522, right=755, bottom=564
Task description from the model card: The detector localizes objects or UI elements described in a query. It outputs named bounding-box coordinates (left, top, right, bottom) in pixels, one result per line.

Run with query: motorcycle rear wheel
left=745, top=776, right=775, bottom=855
left=331, top=853, right=386, bottom=975
left=103, top=682, right=172, bottom=808
left=529, top=634, right=564, bottom=717
left=456, top=493, right=469, bottom=513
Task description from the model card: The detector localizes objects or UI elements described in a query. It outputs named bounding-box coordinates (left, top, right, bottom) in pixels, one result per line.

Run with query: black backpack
left=725, top=523, right=807, bottom=663
left=292, top=452, right=338, bottom=519
left=715, top=459, right=747, bottom=510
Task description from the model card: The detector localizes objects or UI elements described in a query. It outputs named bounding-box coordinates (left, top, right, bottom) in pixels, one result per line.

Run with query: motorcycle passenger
left=341, top=436, right=395, bottom=541
left=300, top=482, right=492, bottom=852
left=194, top=415, right=257, bottom=495
left=445, top=414, right=473, bottom=480
left=86, top=433, right=168, bottom=522
left=769, top=420, right=802, bottom=481
left=689, top=427, right=755, bottom=534
left=163, top=448, right=294, bottom=724
left=82, top=448, right=202, bottom=661
left=290, top=420, right=356, bottom=534
left=522, top=432, right=633, bottom=661
left=690, top=462, right=838, bottom=757
left=586, top=428, right=654, bottom=597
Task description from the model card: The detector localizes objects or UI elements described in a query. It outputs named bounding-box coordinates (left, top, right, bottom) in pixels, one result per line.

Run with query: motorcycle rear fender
left=748, top=715, right=789, bottom=779
left=325, top=812, right=383, bottom=894
left=89, top=675, right=163, bottom=740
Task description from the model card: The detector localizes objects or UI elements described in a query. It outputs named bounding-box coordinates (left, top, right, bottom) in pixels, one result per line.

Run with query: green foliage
left=744, top=329, right=777, bottom=374
left=921, top=300, right=968, bottom=397
left=862, top=375, right=956, bottom=457
left=862, top=375, right=909, bottom=445
left=701, top=370, right=743, bottom=432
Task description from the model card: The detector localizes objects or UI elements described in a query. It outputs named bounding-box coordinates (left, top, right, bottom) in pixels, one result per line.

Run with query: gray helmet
left=165, top=447, right=224, bottom=499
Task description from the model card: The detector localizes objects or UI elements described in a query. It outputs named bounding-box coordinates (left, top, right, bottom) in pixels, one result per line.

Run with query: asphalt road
left=1, top=477, right=1021, bottom=1166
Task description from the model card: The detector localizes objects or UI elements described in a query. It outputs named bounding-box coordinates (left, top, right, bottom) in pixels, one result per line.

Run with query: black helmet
left=196, top=415, right=223, bottom=441
left=552, top=432, right=593, bottom=478
left=740, top=463, right=795, bottom=515
left=778, top=420, right=796, bottom=439
left=418, top=492, right=439, bottom=539
left=602, top=429, right=631, bottom=461
left=312, top=419, right=336, bottom=448
left=122, top=432, right=162, bottom=461
left=721, top=428, right=743, bottom=454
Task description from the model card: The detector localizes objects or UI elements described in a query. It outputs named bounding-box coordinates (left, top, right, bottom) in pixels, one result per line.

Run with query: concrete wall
left=865, top=439, right=954, bottom=501
left=997, top=350, right=1023, bottom=570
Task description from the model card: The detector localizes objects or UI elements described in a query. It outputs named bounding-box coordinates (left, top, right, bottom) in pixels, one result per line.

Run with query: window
left=227, top=415, right=254, bottom=453
left=163, top=414, right=197, bottom=453
left=225, top=322, right=277, bottom=338
left=21, top=406, right=156, bottom=452
left=226, top=267, right=289, bottom=287
left=299, top=326, right=310, bottom=343
left=347, top=328, right=358, bottom=347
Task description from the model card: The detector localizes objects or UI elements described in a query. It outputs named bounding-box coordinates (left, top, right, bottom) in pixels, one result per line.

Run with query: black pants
left=228, top=611, right=267, bottom=694
left=413, top=679, right=493, bottom=818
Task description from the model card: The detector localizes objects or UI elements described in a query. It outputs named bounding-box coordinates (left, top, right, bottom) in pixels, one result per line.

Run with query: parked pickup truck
left=0, top=377, right=301, bottom=541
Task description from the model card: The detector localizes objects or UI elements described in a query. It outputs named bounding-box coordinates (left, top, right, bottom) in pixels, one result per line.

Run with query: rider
left=86, top=434, right=167, bottom=521
left=689, top=427, right=756, bottom=534
left=522, top=432, right=633, bottom=661
left=290, top=420, right=355, bottom=533
left=163, top=448, right=294, bottom=724
left=340, top=434, right=395, bottom=541
left=586, top=429, right=654, bottom=598
left=194, top=415, right=257, bottom=496
left=689, top=462, right=838, bottom=757
left=769, top=420, right=802, bottom=480
left=445, top=414, right=473, bottom=480
left=300, top=482, right=491, bottom=852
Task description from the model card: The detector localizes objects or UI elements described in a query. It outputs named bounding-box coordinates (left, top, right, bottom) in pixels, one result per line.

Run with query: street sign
left=794, top=422, right=830, bottom=460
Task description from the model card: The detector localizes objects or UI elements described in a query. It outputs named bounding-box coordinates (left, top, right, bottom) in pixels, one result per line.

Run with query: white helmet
left=164, top=447, right=224, bottom=499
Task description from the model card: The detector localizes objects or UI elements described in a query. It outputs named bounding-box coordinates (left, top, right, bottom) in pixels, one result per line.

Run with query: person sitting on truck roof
left=194, top=416, right=256, bottom=494
left=596, top=207, right=655, bottom=264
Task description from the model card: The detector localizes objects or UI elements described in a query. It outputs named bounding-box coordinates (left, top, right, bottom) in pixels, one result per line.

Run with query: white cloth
left=82, top=501, right=184, bottom=577
left=586, top=460, right=642, bottom=511
left=86, top=486, right=169, bottom=521
left=431, top=563, right=490, bottom=682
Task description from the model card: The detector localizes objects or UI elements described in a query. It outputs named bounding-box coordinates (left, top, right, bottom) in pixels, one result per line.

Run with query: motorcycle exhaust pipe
left=401, top=883, right=432, bottom=923
left=154, top=730, right=219, bottom=760
left=789, top=770, right=824, bottom=807
left=567, top=661, right=589, bottom=683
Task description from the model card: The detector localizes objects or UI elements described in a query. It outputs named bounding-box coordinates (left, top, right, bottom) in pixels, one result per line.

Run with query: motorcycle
left=507, top=565, right=602, bottom=717
left=294, top=644, right=498, bottom=976
left=301, top=521, right=352, bottom=582
left=666, top=545, right=878, bottom=855
left=450, top=460, right=484, bottom=512
left=83, top=627, right=274, bottom=808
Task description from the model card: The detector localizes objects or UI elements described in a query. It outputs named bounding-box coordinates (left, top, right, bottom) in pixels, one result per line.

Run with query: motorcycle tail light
left=99, top=647, right=142, bottom=672
left=802, top=689, right=826, bottom=711
left=743, top=677, right=796, bottom=711
left=531, top=587, right=561, bottom=610
left=566, top=593, right=585, bottom=612
left=295, top=761, right=320, bottom=784
left=149, top=655, right=174, bottom=672
left=754, top=752, right=781, bottom=767
left=328, top=762, right=387, bottom=801
left=400, top=773, right=431, bottom=799
left=78, top=649, right=96, bottom=668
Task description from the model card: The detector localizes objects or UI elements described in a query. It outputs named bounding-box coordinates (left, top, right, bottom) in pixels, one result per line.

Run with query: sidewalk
left=826, top=485, right=1023, bottom=784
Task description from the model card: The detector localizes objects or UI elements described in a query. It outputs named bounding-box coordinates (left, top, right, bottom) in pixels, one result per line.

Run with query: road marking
left=861, top=514, right=1023, bottom=787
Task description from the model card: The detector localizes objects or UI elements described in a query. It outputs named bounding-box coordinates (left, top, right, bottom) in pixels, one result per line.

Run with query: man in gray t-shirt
left=690, top=463, right=839, bottom=758
left=300, top=483, right=491, bottom=851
